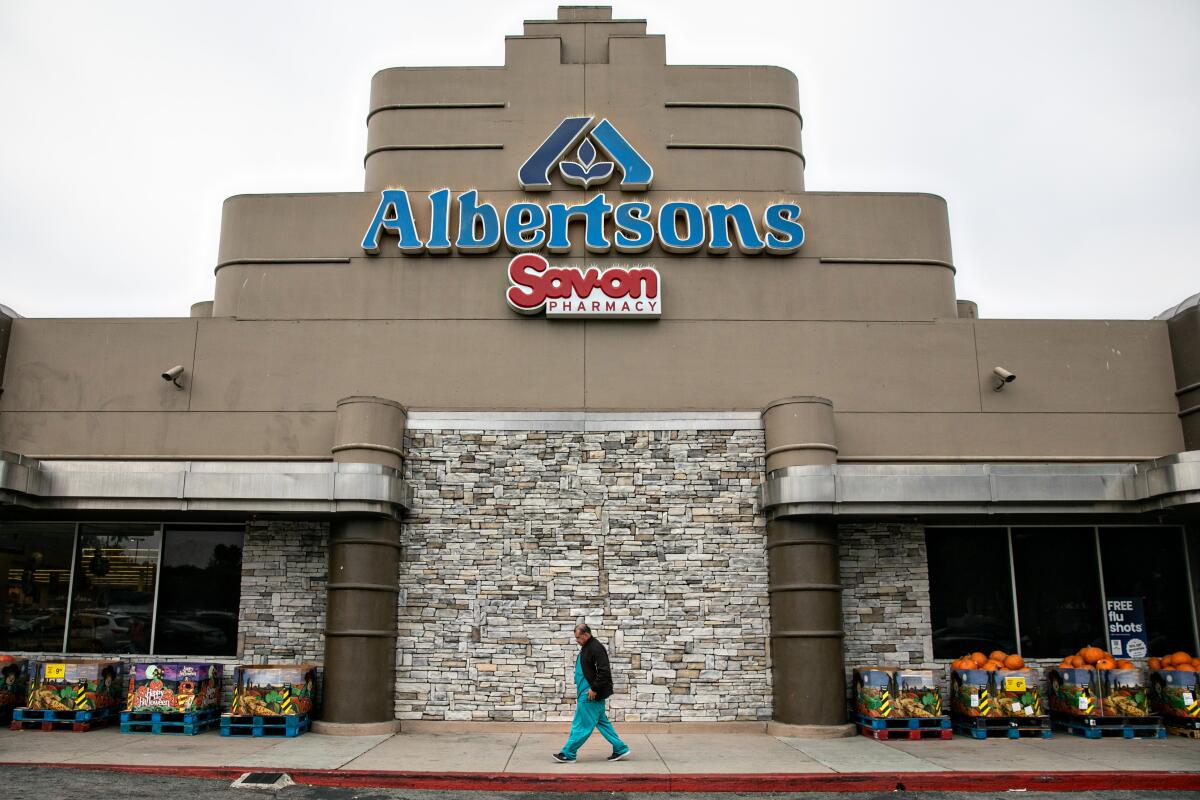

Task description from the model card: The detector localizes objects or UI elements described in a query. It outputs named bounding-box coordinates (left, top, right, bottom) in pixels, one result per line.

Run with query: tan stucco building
left=2, top=6, right=1197, bottom=734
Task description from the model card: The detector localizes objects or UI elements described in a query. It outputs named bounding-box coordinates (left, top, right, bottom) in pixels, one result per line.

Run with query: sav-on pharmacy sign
left=360, top=116, right=805, bottom=318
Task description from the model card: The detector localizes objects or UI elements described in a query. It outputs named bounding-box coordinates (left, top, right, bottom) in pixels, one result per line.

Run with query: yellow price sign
left=1004, top=676, right=1027, bottom=692
left=44, top=663, right=66, bottom=680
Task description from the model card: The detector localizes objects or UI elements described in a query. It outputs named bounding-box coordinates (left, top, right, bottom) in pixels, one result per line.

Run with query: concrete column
left=761, top=396, right=848, bottom=731
left=317, top=395, right=407, bottom=734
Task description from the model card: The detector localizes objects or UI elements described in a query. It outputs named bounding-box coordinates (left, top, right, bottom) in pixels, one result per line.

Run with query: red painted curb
left=4, top=763, right=1200, bottom=793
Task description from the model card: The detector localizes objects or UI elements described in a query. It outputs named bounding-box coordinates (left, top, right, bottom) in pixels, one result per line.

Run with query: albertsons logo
left=518, top=116, right=652, bottom=191
left=361, top=116, right=804, bottom=320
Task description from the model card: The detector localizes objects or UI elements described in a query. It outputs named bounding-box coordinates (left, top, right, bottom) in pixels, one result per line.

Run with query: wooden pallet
left=1050, top=712, right=1164, bottom=740
left=1165, top=724, right=1200, bottom=739
left=219, top=712, right=310, bottom=738
left=952, top=714, right=1052, bottom=739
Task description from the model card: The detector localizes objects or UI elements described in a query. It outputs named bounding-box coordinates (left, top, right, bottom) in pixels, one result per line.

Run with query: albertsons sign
left=361, top=117, right=804, bottom=318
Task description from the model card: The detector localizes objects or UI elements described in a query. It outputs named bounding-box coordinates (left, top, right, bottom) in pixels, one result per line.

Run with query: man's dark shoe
left=607, top=749, right=631, bottom=761
left=551, top=752, right=575, bottom=763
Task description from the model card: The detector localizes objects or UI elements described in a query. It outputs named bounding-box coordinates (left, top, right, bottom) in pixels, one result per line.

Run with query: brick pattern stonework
left=839, top=522, right=937, bottom=689
left=396, top=429, right=772, bottom=722
left=238, top=519, right=328, bottom=665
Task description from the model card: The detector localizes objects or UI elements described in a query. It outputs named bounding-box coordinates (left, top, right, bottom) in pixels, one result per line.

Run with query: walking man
left=552, top=623, right=631, bottom=763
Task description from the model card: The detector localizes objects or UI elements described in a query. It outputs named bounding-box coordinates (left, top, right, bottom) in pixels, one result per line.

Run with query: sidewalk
left=2, top=726, right=1199, bottom=792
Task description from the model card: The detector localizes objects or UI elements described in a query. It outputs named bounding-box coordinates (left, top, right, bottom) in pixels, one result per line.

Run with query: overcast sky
left=1, top=0, right=1197, bottom=320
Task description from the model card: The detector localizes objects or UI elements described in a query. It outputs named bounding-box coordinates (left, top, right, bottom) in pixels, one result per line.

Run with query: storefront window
left=1100, top=527, right=1195, bottom=655
left=154, top=528, right=243, bottom=655
left=69, top=524, right=160, bottom=654
left=1011, top=527, right=1104, bottom=657
left=926, top=527, right=1017, bottom=658
left=0, top=524, right=76, bottom=652
left=928, top=525, right=1197, bottom=660
left=0, top=521, right=243, bottom=655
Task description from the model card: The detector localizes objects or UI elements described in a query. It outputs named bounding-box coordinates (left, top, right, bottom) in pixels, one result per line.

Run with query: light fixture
left=161, top=365, right=185, bottom=390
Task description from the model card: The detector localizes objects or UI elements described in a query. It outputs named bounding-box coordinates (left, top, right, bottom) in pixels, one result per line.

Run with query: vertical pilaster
left=317, top=395, right=406, bottom=734
left=762, top=396, right=848, bottom=730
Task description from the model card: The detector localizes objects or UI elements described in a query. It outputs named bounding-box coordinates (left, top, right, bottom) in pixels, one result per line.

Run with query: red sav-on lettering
left=506, top=253, right=661, bottom=318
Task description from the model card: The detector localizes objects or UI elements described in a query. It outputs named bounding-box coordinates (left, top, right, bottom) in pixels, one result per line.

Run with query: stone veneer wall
left=238, top=520, right=328, bottom=663
left=396, top=429, right=771, bottom=722
left=839, top=522, right=937, bottom=689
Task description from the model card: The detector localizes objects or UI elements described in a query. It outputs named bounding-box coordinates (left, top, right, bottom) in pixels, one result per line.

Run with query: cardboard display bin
left=126, top=662, right=223, bottom=713
left=0, top=656, right=29, bottom=713
left=852, top=667, right=896, bottom=718
left=1149, top=669, right=1200, bottom=721
left=1047, top=667, right=1100, bottom=717
left=992, top=668, right=1043, bottom=717
left=950, top=668, right=999, bottom=717
left=894, top=669, right=943, bottom=718
left=231, top=664, right=316, bottom=716
left=27, top=659, right=123, bottom=712
left=1098, top=668, right=1149, bottom=717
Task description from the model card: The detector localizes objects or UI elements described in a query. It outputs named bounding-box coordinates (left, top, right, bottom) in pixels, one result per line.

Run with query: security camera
left=161, top=365, right=185, bottom=390
left=992, top=366, right=1015, bottom=391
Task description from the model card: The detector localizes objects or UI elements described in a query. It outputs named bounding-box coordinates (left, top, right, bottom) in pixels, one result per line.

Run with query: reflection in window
left=1012, top=527, right=1105, bottom=658
left=1100, top=527, right=1194, bottom=655
left=155, top=529, right=243, bottom=655
left=0, top=524, right=75, bottom=652
left=926, top=528, right=1017, bottom=658
left=70, top=525, right=161, bottom=654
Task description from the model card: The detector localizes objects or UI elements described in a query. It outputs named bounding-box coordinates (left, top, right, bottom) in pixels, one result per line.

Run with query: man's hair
left=575, top=623, right=591, bottom=634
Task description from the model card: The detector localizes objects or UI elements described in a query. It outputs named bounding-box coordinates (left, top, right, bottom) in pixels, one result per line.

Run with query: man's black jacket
left=580, top=636, right=614, bottom=700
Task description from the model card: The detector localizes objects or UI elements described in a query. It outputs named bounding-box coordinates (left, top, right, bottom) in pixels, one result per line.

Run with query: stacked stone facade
left=395, top=429, right=772, bottom=722
left=838, top=522, right=936, bottom=687
left=238, top=520, right=328, bottom=665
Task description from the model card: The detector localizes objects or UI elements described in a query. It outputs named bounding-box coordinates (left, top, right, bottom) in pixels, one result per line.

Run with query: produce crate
left=220, top=712, right=311, bottom=738
left=894, top=669, right=943, bottom=718
left=1098, top=668, right=1149, bottom=717
left=26, top=660, right=123, bottom=713
left=120, top=707, right=220, bottom=735
left=1149, top=669, right=1200, bottom=722
left=992, top=669, right=1043, bottom=717
left=125, top=662, right=222, bottom=713
left=231, top=664, right=316, bottom=717
left=1046, top=668, right=1100, bottom=717
left=1050, top=711, right=1164, bottom=739
left=852, top=667, right=897, bottom=718
left=0, top=656, right=29, bottom=722
left=952, top=714, right=1052, bottom=739
left=950, top=668, right=1002, bottom=717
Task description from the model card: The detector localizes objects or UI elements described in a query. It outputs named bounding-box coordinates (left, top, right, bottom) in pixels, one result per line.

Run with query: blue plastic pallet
left=120, top=708, right=220, bottom=735
left=1050, top=713, right=1164, bottom=740
left=853, top=711, right=950, bottom=730
left=121, top=708, right=219, bottom=725
left=953, top=721, right=1052, bottom=739
left=13, top=706, right=117, bottom=723
left=220, top=712, right=310, bottom=738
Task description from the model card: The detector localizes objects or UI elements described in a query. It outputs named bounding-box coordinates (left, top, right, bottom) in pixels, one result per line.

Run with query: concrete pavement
left=1, top=726, right=1198, bottom=791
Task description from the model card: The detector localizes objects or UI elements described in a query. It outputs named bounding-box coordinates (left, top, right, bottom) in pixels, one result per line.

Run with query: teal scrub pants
left=562, top=694, right=627, bottom=759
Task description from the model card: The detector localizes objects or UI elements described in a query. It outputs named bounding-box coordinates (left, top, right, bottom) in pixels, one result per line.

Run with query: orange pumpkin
left=1069, top=655, right=1085, bottom=668
left=988, top=650, right=1008, bottom=663
left=971, top=652, right=987, bottom=667
left=1080, top=647, right=1104, bottom=665
left=1148, top=657, right=1162, bottom=670
left=1171, top=651, right=1192, bottom=665
left=1175, top=663, right=1197, bottom=672
left=1115, top=660, right=1134, bottom=670
left=982, top=661, right=1001, bottom=671
left=1096, top=658, right=1116, bottom=670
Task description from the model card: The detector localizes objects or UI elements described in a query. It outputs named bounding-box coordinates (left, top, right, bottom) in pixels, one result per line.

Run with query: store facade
left=1, top=6, right=1198, bottom=734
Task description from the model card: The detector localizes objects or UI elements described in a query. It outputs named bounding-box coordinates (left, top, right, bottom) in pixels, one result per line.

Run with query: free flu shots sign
left=1107, top=597, right=1148, bottom=659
